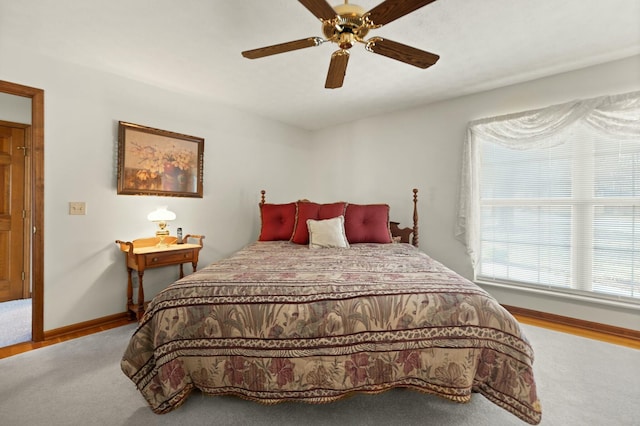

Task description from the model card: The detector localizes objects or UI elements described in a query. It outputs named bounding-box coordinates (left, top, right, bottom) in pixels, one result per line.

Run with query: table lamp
left=147, top=206, right=176, bottom=246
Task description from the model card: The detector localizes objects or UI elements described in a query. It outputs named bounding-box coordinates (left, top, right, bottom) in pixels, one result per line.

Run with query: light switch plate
left=69, top=202, right=86, bottom=215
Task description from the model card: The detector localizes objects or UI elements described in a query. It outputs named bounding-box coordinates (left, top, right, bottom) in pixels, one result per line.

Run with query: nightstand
left=115, top=234, right=204, bottom=321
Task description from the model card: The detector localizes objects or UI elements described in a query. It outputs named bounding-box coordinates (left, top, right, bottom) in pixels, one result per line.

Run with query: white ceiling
left=2, top=0, right=640, bottom=130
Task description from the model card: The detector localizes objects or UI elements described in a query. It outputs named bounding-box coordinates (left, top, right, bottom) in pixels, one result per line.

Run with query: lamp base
left=155, top=229, right=170, bottom=247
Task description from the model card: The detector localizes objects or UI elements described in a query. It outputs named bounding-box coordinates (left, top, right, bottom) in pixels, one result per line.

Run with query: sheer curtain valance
left=456, top=91, right=640, bottom=267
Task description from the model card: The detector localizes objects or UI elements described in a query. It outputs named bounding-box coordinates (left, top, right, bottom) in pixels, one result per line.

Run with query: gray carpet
left=0, top=323, right=637, bottom=426
left=0, top=298, right=31, bottom=347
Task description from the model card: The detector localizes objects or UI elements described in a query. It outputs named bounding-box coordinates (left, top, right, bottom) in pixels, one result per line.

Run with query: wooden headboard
left=259, top=188, right=419, bottom=248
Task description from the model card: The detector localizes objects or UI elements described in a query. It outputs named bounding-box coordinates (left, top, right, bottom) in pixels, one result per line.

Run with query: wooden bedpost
left=260, top=190, right=266, bottom=206
left=412, top=188, right=419, bottom=248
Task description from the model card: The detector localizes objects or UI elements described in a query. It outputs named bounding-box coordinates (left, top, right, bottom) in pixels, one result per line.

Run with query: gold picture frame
left=117, top=121, right=204, bottom=198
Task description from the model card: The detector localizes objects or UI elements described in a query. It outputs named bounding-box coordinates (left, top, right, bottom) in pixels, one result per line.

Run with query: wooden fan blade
left=325, top=50, right=349, bottom=89
left=366, top=37, right=439, bottom=69
left=242, top=37, right=323, bottom=59
left=367, top=0, right=438, bottom=27
left=299, top=0, right=337, bottom=21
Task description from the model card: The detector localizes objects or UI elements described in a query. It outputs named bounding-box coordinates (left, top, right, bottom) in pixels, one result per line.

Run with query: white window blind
left=456, top=91, right=640, bottom=304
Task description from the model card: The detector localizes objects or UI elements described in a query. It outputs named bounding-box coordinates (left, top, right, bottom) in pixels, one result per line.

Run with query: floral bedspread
left=121, top=241, right=541, bottom=424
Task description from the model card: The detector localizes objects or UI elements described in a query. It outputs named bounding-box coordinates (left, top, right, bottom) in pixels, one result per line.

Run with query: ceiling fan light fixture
left=339, top=32, right=355, bottom=49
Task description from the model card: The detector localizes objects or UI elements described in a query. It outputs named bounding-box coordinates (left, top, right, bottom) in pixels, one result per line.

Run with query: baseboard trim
left=503, top=304, right=640, bottom=341
left=43, top=312, right=132, bottom=341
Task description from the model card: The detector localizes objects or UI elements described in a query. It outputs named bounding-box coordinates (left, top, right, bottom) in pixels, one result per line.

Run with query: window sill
left=476, top=279, right=640, bottom=312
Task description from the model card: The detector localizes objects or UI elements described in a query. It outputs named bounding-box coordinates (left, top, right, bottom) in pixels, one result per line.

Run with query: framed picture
left=117, top=121, right=204, bottom=198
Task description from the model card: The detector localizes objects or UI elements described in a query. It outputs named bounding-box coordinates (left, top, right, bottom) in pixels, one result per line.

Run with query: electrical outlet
left=69, top=202, right=86, bottom=215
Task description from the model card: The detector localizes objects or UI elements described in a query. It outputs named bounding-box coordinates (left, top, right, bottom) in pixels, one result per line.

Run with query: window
left=457, top=92, right=640, bottom=304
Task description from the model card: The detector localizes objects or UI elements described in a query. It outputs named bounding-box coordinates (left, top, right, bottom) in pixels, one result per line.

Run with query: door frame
left=0, top=80, right=44, bottom=342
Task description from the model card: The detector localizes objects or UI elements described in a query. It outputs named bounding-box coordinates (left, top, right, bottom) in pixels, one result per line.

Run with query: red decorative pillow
left=343, top=204, right=392, bottom=244
left=292, top=201, right=347, bottom=244
left=258, top=202, right=297, bottom=241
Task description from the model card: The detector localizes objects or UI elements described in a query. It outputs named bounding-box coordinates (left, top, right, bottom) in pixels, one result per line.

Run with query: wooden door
left=0, top=122, right=28, bottom=302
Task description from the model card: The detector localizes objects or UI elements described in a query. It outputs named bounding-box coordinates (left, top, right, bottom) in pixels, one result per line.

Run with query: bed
left=121, top=189, right=542, bottom=424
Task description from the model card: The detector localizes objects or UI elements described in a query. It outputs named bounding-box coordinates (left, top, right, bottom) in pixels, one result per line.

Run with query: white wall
left=310, top=55, right=640, bottom=331
left=1, top=50, right=312, bottom=330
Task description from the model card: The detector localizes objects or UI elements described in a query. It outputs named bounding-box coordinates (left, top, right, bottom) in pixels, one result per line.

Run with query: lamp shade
left=147, top=206, right=176, bottom=222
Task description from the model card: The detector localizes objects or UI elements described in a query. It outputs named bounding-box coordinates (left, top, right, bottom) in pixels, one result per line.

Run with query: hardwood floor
left=0, top=313, right=637, bottom=360
left=513, top=314, right=639, bottom=350
left=0, top=317, right=134, bottom=359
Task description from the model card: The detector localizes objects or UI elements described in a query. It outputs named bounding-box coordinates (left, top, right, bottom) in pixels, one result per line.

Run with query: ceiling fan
left=241, top=0, right=440, bottom=89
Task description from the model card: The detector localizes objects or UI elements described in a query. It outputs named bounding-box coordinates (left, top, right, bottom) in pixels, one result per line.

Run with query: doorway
left=0, top=80, right=44, bottom=343
left=0, top=122, right=30, bottom=302
left=0, top=121, right=31, bottom=346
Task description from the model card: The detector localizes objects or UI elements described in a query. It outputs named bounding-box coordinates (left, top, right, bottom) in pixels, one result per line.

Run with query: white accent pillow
left=307, top=216, right=350, bottom=249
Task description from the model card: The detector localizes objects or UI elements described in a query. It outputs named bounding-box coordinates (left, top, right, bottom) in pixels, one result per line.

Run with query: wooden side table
left=115, top=234, right=204, bottom=320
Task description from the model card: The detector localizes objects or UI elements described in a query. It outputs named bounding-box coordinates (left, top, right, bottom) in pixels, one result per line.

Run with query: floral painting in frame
left=117, top=121, right=204, bottom=197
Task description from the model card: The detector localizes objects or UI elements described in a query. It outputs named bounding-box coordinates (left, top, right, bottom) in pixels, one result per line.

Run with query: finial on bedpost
left=412, top=188, right=419, bottom=248
left=260, top=190, right=266, bottom=206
